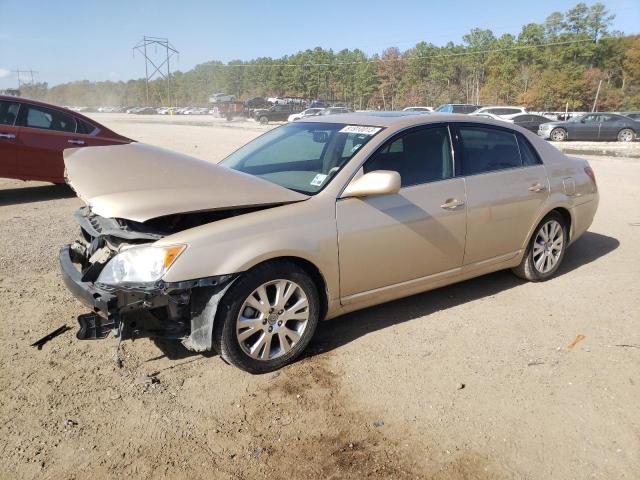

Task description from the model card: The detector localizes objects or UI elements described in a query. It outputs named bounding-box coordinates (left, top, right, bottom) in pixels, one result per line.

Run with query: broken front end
left=59, top=207, right=236, bottom=350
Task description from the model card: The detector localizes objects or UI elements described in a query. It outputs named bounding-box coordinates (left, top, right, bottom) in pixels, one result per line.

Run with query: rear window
left=22, top=105, right=76, bottom=132
left=487, top=108, right=521, bottom=116
left=76, top=118, right=96, bottom=134
left=458, top=126, right=521, bottom=175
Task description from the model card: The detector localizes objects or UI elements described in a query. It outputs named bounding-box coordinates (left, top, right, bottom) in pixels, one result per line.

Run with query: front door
left=571, top=114, right=600, bottom=140
left=454, top=125, right=549, bottom=265
left=336, top=125, right=467, bottom=300
left=0, top=99, right=21, bottom=179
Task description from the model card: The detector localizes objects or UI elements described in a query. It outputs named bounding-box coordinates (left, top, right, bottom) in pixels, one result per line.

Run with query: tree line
left=21, top=2, right=640, bottom=111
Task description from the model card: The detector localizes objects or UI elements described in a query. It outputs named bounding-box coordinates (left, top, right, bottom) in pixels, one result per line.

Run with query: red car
left=0, top=95, right=132, bottom=184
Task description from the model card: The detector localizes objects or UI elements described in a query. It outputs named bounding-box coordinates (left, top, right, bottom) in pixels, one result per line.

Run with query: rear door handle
left=67, top=139, right=86, bottom=145
left=528, top=183, right=546, bottom=192
left=441, top=199, right=465, bottom=210
left=0, top=133, right=16, bottom=139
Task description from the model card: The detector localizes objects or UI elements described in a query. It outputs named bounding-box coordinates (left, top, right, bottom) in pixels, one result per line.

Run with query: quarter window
left=458, top=126, right=521, bottom=175
left=364, top=126, right=453, bottom=187
left=0, top=100, right=20, bottom=126
left=22, top=105, right=76, bottom=132
left=517, top=134, right=543, bottom=167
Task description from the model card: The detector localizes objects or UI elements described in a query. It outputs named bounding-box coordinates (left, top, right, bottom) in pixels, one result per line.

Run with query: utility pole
left=12, top=67, right=38, bottom=88
left=133, top=36, right=179, bottom=106
left=592, top=79, right=603, bottom=112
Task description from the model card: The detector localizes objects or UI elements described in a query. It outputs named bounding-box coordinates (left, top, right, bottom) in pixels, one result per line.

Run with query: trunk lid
left=64, top=143, right=309, bottom=222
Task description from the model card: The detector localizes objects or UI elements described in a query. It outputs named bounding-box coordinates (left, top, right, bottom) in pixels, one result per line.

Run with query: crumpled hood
left=64, top=143, right=309, bottom=222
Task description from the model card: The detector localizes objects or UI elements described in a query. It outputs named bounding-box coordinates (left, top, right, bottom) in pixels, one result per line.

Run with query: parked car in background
left=619, top=112, right=640, bottom=121
left=403, top=106, right=433, bottom=112
left=509, top=114, right=553, bottom=133
left=0, top=95, right=133, bottom=183
left=253, top=104, right=301, bottom=124
left=472, top=106, right=527, bottom=116
left=59, top=113, right=598, bottom=372
left=538, top=112, right=639, bottom=142
left=136, top=107, right=157, bottom=115
left=320, top=107, right=353, bottom=116
left=209, top=93, right=236, bottom=103
left=470, top=112, right=512, bottom=122
left=245, top=97, right=270, bottom=109
left=435, top=104, right=480, bottom=114
left=288, top=108, right=324, bottom=122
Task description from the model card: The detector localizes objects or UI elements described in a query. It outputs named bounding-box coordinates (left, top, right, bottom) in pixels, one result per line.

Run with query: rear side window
left=364, top=126, right=453, bottom=187
left=517, top=134, right=543, bottom=166
left=22, top=105, right=76, bottom=132
left=488, top=108, right=520, bottom=116
left=76, top=118, right=96, bottom=134
left=458, top=126, right=521, bottom=175
left=0, top=100, right=20, bottom=126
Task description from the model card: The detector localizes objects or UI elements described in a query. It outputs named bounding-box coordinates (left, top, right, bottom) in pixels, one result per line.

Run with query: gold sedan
left=60, top=113, right=599, bottom=373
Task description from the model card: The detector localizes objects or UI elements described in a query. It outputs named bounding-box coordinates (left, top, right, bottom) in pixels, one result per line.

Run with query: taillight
left=584, top=166, right=596, bottom=186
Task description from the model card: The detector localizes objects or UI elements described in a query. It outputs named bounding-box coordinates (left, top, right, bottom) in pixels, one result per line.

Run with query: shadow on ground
left=308, top=231, right=619, bottom=357
left=0, top=183, right=75, bottom=206
left=149, top=231, right=619, bottom=365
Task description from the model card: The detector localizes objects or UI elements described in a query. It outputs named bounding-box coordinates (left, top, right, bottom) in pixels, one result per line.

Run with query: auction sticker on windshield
left=339, top=125, right=382, bottom=135
left=310, top=174, right=328, bottom=186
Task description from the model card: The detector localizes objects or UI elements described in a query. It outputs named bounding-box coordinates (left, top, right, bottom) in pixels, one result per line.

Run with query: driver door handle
left=528, top=183, right=546, bottom=192
left=67, top=139, right=86, bottom=145
left=441, top=199, right=465, bottom=210
left=0, top=133, right=16, bottom=139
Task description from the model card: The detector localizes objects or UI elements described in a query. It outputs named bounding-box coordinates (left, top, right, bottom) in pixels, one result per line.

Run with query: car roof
left=301, top=111, right=521, bottom=128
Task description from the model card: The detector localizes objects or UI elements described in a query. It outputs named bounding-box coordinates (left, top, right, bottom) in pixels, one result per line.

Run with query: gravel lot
left=1, top=114, right=639, bottom=479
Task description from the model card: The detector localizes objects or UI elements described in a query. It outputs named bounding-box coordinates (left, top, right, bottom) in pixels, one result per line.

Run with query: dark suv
left=253, top=104, right=301, bottom=124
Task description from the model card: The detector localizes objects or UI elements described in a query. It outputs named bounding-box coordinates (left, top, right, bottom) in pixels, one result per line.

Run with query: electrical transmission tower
left=133, top=36, right=179, bottom=106
left=12, top=68, right=38, bottom=88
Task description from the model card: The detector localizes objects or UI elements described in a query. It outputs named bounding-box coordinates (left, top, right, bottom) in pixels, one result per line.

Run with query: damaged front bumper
left=59, top=244, right=235, bottom=350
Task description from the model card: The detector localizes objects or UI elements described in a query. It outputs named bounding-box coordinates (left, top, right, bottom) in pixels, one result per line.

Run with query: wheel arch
left=520, top=205, right=574, bottom=255
left=240, top=256, right=329, bottom=321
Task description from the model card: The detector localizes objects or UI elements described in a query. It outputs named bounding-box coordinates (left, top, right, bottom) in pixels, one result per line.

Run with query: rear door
left=15, top=103, right=79, bottom=182
left=454, top=124, right=548, bottom=266
left=597, top=114, right=623, bottom=140
left=0, top=99, right=21, bottom=179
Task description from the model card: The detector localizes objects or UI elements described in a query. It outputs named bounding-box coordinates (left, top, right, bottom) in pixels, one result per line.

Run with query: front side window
left=458, top=126, right=521, bottom=175
left=0, top=100, right=20, bottom=126
left=363, top=126, right=453, bottom=187
left=22, top=105, right=76, bottom=132
left=221, top=122, right=381, bottom=194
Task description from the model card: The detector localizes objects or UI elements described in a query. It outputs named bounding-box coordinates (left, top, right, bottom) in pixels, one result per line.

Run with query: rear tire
left=512, top=211, right=568, bottom=282
left=617, top=128, right=635, bottom=142
left=550, top=128, right=567, bottom=142
left=213, top=261, right=320, bottom=374
left=259, top=116, right=269, bottom=125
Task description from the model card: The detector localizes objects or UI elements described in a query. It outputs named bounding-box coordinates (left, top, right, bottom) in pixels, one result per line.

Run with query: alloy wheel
left=235, top=279, right=310, bottom=361
left=532, top=219, right=564, bottom=274
left=618, top=129, right=634, bottom=142
left=551, top=128, right=566, bottom=141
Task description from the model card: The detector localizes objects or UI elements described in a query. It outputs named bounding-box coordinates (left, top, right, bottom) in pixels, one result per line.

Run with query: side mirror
left=342, top=170, right=401, bottom=198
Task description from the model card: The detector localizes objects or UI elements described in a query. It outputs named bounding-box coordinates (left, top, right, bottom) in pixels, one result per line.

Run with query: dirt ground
left=1, top=114, right=639, bottom=479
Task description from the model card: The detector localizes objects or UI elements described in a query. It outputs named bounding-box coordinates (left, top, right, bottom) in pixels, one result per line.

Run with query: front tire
left=617, top=128, right=635, bottom=142
left=550, top=128, right=567, bottom=142
left=259, top=115, right=269, bottom=124
left=213, top=261, right=320, bottom=373
left=512, top=211, right=568, bottom=282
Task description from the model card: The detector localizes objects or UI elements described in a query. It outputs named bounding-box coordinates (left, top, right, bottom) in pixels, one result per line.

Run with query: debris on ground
left=30, top=325, right=71, bottom=350
left=63, top=419, right=78, bottom=428
left=527, top=360, right=545, bottom=366
left=457, top=383, right=466, bottom=390
left=373, top=420, right=385, bottom=427
left=567, top=334, right=586, bottom=350
left=134, top=372, right=160, bottom=385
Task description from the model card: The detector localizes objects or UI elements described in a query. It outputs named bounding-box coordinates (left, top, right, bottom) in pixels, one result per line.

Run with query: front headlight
left=97, top=244, right=186, bottom=286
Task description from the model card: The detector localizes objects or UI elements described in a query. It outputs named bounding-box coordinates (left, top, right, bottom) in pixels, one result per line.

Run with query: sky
left=1, top=0, right=639, bottom=89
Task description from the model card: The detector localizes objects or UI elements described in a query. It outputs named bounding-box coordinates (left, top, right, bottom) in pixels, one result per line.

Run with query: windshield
left=220, top=122, right=382, bottom=194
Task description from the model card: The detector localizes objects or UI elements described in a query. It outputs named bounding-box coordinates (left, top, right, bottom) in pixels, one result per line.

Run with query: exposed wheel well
left=249, top=256, right=329, bottom=321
